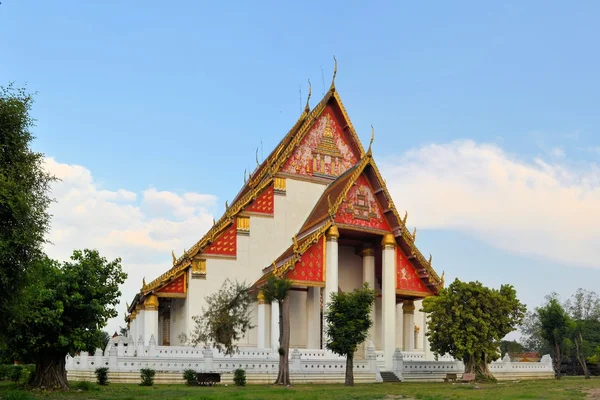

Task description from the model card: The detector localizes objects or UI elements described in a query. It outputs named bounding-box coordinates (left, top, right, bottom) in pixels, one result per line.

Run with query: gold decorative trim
left=290, top=279, right=326, bottom=288
left=335, top=223, right=390, bottom=236
left=361, top=247, right=375, bottom=257
left=402, top=299, right=415, bottom=313
left=277, top=172, right=332, bottom=186
left=191, top=259, right=206, bottom=276
left=144, top=294, right=159, bottom=311
left=396, top=289, right=434, bottom=298
left=156, top=292, right=187, bottom=298
left=257, top=290, right=267, bottom=304
left=326, top=225, right=339, bottom=240
left=237, top=216, right=250, bottom=234
left=274, top=177, right=286, bottom=193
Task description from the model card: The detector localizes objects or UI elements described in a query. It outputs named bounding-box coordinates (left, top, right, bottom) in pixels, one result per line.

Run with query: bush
left=233, top=368, right=246, bottom=386
left=1, top=391, right=36, bottom=400
left=71, top=381, right=99, bottom=391
left=9, top=365, right=23, bottom=382
left=140, top=368, right=155, bottom=386
left=183, top=369, right=197, bottom=386
left=95, top=367, right=109, bottom=385
left=0, top=364, right=12, bottom=380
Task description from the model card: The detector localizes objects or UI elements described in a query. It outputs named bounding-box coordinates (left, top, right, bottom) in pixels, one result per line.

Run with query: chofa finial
left=429, top=254, right=432, bottom=265
left=142, top=277, right=147, bottom=289
left=212, top=217, right=216, bottom=226
left=293, top=235, right=299, bottom=252
left=225, top=200, right=229, bottom=209
left=330, top=56, right=338, bottom=90
left=367, top=125, right=374, bottom=155
left=304, top=79, right=312, bottom=112
left=255, top=148, right=259, bottom=167
left=244, top=168, right=247, bottom=184
left=171, top=250, right=176, bottom=264
left=412, top=227, right=417, bottom=241
left=403, top=211, right=408, bottom=225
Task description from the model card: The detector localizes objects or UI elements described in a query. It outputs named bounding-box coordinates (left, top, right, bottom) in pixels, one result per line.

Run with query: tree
left=4, top=250, right=126, bottom=389
left=261, top=276, right=293, bottom=386
left=537, top=298, right=571, bottom=380
left=188, top=279, right=254, bottom=355
left=565, top=289, right=600, bottom=321
left=119, top=326, right=128, bottom=337
left=499, top=340, right=525, bottom=358
left=0, top=84, right=55, bottom=341
left=100, top=331, right=111, bottom=351
left=325, top=283, right=376, bottom=386
left=422, top=279, right=526, bottom=381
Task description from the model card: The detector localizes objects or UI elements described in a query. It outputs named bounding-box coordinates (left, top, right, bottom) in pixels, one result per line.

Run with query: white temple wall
left=375, top=297, right=382, bottom=350
left=289, top=290, right=307, bottom=348
left=170, top=298, right=187, bottom=345
left=337, top=245, right=364, bottom=292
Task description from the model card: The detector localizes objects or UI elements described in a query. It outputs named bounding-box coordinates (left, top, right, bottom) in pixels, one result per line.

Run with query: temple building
left=125, top=73, right=443, bottom=371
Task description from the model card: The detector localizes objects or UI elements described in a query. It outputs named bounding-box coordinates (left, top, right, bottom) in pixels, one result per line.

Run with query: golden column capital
left=402, top=299, right=415, bottom=314
left=257, top=290, right=267, bottom=305
left=326, top=225, right=340, bottom=241
left=144, top=294, right=159, bottom=311
left=361, top=247, right=375, bottom=258
left=381, top=233, right=396, bottom=248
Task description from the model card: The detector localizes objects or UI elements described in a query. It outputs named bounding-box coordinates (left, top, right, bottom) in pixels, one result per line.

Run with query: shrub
left=9, top=365, right=23, bottom=382
left=140, top=368, right=155, bottom=386
left=0, top=364, right=12, bottom=380
left=71, top=381, right=99, bottom=391
left=233, top=368, right=246, bottom=386
left=183, top=369, right=197, bottom=386
left=1, top=390, right=36, bottom=400
left=95, top=367, right=109, bottom=386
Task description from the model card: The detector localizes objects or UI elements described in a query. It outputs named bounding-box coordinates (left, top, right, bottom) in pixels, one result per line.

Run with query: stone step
left=380, top=371, right=401, bottom=383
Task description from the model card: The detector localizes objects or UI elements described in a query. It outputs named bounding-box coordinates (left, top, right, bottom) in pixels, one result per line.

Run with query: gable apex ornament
left=367, top=125, right=374, bottom=155
left=304, top=79, right=312, bottom=112
left=330, top=56, right=338, bottom=91
left=171, top=250, right=176, bottom=264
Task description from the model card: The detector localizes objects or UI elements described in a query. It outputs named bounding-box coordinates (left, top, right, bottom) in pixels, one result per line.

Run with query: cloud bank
left=381, top=140, right=600, bottom=269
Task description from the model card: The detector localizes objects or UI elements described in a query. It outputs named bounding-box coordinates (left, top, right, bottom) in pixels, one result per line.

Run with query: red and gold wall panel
left=335, top=174, right=391, bottom=232
left=203, top=221, right=237, bottom=257
left=245, top=185, right=274, bottom=215
left=286, top=236, right=325, bottom=284
left=157, top=273, right=186, bottom=294
left=396, top=248, right=430, bottom=295
left=282, top=106, right=359, bottom=178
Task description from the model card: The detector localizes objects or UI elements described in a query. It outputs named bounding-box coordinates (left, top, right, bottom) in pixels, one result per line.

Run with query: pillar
left=143, top=295, right=159, bottom=346
left=130, top=313, right=137, bottom=345
left=306, top=286, right=321, bottom=349
left=361, top=246, right=376, bottom=350
left=271, top=300, right=279, bottom=350
left=136, top=305, right=144, bottom=345
left=257, top=290, right=267, bottom=348
left=324, top=225, right=339, bottom=347
left=395, top=302, right=403, bottom=349
left=381, top=233, right=396, bottom=370
left=402, top=300, right=415, bottom=352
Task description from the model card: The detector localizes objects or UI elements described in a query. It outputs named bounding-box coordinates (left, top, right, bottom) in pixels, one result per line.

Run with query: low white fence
left=66, top=335, right=554, bottom=383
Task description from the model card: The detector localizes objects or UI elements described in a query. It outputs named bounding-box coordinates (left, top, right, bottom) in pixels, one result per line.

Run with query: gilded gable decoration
left=191, top=259, right=206, bottom=279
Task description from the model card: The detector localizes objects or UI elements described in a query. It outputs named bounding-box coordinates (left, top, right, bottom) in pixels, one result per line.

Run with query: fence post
left=291, top=348, right=301, bottom=372
left=392, top=349, right=404, bottom=381
left=366, top=341, right=377, bottom=373
left=108, top=345, right=118, bottom=370
left=203, top=347, right=214, bottom=371
left=94, top=348, right=104, bottom=370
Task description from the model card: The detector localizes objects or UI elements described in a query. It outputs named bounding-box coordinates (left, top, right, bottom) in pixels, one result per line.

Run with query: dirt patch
left=587, top=388, right=600, bottom=399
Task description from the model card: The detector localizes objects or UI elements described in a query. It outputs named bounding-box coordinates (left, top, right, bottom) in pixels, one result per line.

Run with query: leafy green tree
left=537, top=298, right=571, bottom=380
left=99, top=331, right=111, bottom=351
left=325, top=283, right=376, bottom=386
left=0, top=84, right=55, bottom=341
left=422, top=279, right=526, bottom=381
left=499, top=340, right=525, bottom=358
left=4, top=250, right=126, bottom=389
left=188, top=279, right=254, bottom=355
left=261, top=276, right=293, bottom=386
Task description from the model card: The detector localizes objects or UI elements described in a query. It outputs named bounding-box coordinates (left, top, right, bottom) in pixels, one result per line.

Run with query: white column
left=402, top=300, right=415, bottom=352
left=323, top=225, right=339, bottom=348
left=361, top=246, right=376, bottom=349
left=270, top=300, right=279, bottom=350
left=306, top=286, right=321, bottom=349
left=257, top=291, right=267, bottom=348
left=381, top=233, right=396, bottom=370
left=137, top=307, right=145, bottom=343
left=143, top=295, right=159, bottom=345
left=395, top=302, right=403, bottom=349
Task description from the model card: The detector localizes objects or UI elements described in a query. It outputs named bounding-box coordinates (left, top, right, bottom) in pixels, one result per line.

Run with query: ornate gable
left=396, top=248, right=431, bottom=296
left=202, top=221, right=237, bottom=258
left=284, top=236, right=325, bottom=286
left=335, top=174, right=391, bottom=232
left=282, top=106, right=360, bottom=179
left=244, top=184, right=274, bottom=215
left=156, top=273, right=186, bottom=297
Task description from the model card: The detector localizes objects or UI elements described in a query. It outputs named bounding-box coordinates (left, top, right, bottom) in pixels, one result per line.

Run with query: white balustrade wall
left=66, top=336, right=554, bottom=383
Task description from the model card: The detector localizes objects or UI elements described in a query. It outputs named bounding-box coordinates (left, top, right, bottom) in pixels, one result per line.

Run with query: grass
left=0, top=377, right=599, bottom=400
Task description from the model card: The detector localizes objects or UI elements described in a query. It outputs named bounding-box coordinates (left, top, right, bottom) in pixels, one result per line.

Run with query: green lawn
left=1, top=378, right=600, bottom=400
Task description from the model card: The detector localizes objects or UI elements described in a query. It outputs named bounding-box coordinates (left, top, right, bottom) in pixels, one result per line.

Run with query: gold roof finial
left=367, top=125, right=375, bottom=155
left=403, top=211, right=408, bottom=225
left=327, top=194, right=336, bottom=220
left=293, top=235, right=299, bottom=252
left=412, top=227, right=417, bottom=241
left=171, top=250, right=176, bottom=264
left=440, top=271, right=445, bottom=288
left=330, top=56, right=338, bottom=91
left=304, top=79, right=312, bottom=112
left=126, top=302, right=130, bottom=310
left=255, top=148, right=259, bottom=167
left=142, top=277, right=147, bottom=290
left=244, top=168, right=247, bottom=184
left=212, top=217, right=216, bottom=226
left=428, top=254, right=432, bottom=265
left=225, top=200, right=229, bottom=209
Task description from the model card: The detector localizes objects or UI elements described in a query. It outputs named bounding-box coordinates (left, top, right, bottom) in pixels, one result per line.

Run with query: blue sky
left=1, top=0, right=599, bottom=334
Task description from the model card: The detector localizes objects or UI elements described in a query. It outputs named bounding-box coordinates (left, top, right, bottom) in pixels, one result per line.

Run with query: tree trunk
left=575, top=332, right=590, bottom=379
left=274, top=298, right=291, bottom=385
left=33, top=355, right=69, bottom=390
left=554, top=343, right=562, bottom=380
left=345, top=351, right=354, bottom=386
left=463, top=353, right=495, bottom=382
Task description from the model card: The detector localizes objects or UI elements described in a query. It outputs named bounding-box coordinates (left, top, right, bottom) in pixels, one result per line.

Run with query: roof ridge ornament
left=403, top=211, right=408, bottom=225
left=367, top=125, right=375, bottom=155
left=330, top=56, right=337, bottom=91
left=304, top=79, right=312, bottom=113
left=171, top=250, right=176, bottom=264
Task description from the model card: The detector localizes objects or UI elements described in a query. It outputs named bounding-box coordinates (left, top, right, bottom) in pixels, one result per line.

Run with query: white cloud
left=381, top=140, right=600, bottom=269
left=43, top=157, right=216, bottom=333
